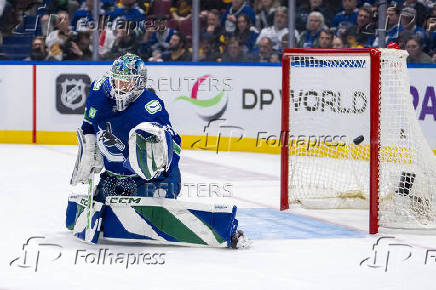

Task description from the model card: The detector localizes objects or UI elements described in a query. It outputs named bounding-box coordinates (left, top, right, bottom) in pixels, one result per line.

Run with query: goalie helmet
left=109, top=53, right=147, bottom=111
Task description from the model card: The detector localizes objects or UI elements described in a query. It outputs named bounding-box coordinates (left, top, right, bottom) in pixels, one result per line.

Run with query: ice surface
left=0, top=145, right=435, bottom=290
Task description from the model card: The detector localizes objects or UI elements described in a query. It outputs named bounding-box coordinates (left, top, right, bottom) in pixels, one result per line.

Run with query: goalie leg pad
left=103, top=197, right=238, bottom=247
left=71, top=129, right=104, bottom=185
left=66, top=195, right=105, bottom=244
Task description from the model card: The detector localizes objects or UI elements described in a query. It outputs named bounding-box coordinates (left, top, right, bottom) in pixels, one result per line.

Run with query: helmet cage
left=109, top=71, right=145, bottom=111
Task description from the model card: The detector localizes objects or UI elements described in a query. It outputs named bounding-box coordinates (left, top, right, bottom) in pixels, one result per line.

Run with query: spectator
left=298, top=11, right=324, bottom=48
left=399, top=7, right=427, bottom=47
left=332, top=36, right=347, bottom=48
left=201, top=9, right=225, bottom=50
left=431, top=3, right=436, bottom=18
left=256, top=7, right=297, bottom=51
left=46, top=11, right=73, bottom=60
left=26, top=37, right=48, bottom=60
left=372, top=5, right=401, bottom=47
left=98, top=19, right=120, bottom=59
left=140, top=19, right=175, bottom=59
left=109, top=24, right=139, bottom=59
left=0, top=0, right=19, bottom=37
left=63, top=31, right=93, bottom=60
left=398, top=29, right=414, bottom=49
left=398, top=0, right=428, bottom=28
left=346, top=7, right=375, bottom=47
left=255, top=0, right=276, bottom=31
left=221, top=0, right=256, bottom=34
left=222, top=37, right=250, bottom=62
left=296, top=0, right=333, bottom=31
left=109, top=0, right=146, bottom=22
left=199, top=34, right=222, bottom=61
left=203, top=9, right=221, bottom=36
left=426, top=15, right=436, bottom=52
left=170, top=0, right=192, bottom=21
left=432, top=51, right=436, bottom=64
left=405, top=37, right=432, bottom=63
left=47, top=0, right=80, bottom=16
left=332, top=0, right=358, bottom=29
left=230, top=13, right=259, bottom=53
left=252, top=36, right=280, bottom=62
left=153, top=31, right=192, bottom=61
left=319, top=29, right=334, bottom=48
left=71, top=0, right=105, bottom=31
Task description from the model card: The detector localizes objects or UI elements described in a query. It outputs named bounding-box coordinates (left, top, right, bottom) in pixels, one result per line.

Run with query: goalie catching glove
left=71, top=128, right=104, bottom=185
left=128, top=122, right=175, bottom=180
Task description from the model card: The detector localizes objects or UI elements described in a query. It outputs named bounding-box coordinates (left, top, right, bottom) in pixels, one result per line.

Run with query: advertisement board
left=1, top=63, right=436, bottom=152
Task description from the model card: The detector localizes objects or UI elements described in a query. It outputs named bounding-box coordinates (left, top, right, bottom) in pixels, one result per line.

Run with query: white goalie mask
left=109, top=53, right=147, bottom=111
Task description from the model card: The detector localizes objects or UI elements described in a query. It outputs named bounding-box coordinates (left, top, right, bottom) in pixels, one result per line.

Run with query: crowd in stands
left=1, top=0, right=436, bottom=63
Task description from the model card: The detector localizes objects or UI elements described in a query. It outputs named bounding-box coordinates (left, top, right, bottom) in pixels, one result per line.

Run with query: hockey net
left=281, top=48, right=436, bottom=233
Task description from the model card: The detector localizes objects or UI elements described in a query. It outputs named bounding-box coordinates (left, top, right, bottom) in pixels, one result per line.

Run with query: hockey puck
left=353, top=135, right=364, bottom=145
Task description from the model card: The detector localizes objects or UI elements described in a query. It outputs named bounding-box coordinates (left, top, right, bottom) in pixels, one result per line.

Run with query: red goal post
left=280, top=48, right=382, bottom=234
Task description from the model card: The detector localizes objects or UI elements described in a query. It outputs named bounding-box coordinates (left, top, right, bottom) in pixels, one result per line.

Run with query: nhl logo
left=61, top=78, right=86, bottom=110
left=56, top=74, right=91, bottom=114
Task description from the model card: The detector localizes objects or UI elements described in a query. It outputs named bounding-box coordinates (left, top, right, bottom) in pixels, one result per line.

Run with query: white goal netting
left=285, top=49, right=436, bottom=229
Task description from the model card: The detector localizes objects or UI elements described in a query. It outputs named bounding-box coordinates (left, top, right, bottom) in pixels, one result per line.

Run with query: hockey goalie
left=66, top=53, right=248, bottom=249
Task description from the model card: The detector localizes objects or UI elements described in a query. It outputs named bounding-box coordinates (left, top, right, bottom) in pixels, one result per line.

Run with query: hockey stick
left=85, top=169, right=97, bottom=243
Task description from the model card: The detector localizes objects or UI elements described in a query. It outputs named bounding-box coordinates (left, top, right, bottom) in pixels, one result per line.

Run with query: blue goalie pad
left=66, top=195, right=239, bottom=247
left=66, top=195, right=105, bottom=244
left=102, top=197, right=238, bottom=247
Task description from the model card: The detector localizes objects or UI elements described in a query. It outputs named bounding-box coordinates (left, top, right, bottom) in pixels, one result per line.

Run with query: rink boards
left=1, top=62, right=436, bottom=154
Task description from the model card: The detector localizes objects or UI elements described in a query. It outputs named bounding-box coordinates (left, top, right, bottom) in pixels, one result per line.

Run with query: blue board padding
left=237, top=208, right=366, bottom=240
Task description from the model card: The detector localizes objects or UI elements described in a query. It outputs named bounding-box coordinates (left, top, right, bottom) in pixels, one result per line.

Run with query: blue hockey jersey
left=81, top=75, right=181, bottom=196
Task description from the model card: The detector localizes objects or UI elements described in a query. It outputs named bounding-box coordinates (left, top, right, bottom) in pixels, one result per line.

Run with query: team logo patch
left=96, top=122, right=125, bottom=162
left=145, top=100, right=162, bottom=114
left=89, top=107, right=97, bottom=119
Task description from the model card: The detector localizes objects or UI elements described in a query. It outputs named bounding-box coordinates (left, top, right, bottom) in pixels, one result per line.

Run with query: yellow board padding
left=0, top=130, right=33, bottom=144
left=0, top=130, right=434, bottom=159
left=36, top=131, right=77, bottom=145
left=180, top=135, right=280, bottom=154
left=0, top=131, right=282, bottom=153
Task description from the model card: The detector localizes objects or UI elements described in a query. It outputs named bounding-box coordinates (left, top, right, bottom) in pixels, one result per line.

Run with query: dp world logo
left=56, top=74, right=91, bottom=114
left=175, top=75, right=229, bottom=121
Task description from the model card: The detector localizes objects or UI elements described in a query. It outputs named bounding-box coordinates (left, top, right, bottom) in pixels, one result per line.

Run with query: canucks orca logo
left=97, top=122, right=125, bottom=162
